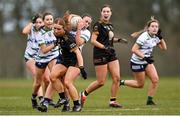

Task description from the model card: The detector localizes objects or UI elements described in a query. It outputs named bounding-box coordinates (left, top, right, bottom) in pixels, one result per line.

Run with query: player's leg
left=108, top=60, right=122, bottom=108
left=32, top=66, right=45, bottom=109
left=81, top=64, right=108, bottom=107
left=42, top=67, right=50, bottom=92
left=121, top=72, right=146, bottom=88
left=38, top=62, right=66, bottom=112
left=26, top=59, right=47, bottom=108
left=145, top=64, right=159, bottom=105
left=64, top=66, right=81, bottom=112
left=37, top=83, right=56, bottom=112
left=120, top=62, right=146, bottom=88
left=41, top=67, right=57, bottom=107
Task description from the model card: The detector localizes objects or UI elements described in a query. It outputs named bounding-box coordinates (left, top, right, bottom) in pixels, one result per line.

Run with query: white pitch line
left=84, top=108, right=159, bottom=112
left=0, top=96, right=22, bottom=100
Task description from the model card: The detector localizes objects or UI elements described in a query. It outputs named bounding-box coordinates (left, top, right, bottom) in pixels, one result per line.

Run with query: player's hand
left=104, top=45, right=113, bottom=53
left=79, top=66, right=87, bottom=80
left=118, top=38, right=128, bottom=44
left=143, top=56, right=154, bottom=64
left=156, top=29, right=163, bottom=40
left=77, top=20, right=84, bottom=30
left=53, top=39, right=60, bottom=46
left=32, top=14, right=40, bottom=24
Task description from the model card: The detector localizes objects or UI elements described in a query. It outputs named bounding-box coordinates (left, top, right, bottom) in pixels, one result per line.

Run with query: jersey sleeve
left=80, top=30, right=91, bottom=42
left=136, top=32, right=146, bottom=46
left=68, top=39, right=77, bottom=52
left=92, top=22, right=100, bottom=35
left=66, top=34, right=78, bottom=52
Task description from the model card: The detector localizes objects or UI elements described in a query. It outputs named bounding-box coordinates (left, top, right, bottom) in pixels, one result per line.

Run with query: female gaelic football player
left=120, top=17, right=167, bottom=105
left=37, top=13, right=92, bottom=112
left=54, top=13, right=92, bottom=111
left=80, top=4, right=123, bottom=108
left=22, top=14, right=51, bottom=108
left=38, top=18, right=87, bottom=112
left=31, top=12, right=59, bottom=108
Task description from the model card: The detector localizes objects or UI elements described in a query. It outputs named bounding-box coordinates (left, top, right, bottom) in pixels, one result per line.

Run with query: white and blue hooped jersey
left=69, top=29, right=91, bottom=51
left=35, top=28, right=59, bottom=63
left=24, top=26, right=39, bottom=60
left=131, top=31, right=161, bottom=64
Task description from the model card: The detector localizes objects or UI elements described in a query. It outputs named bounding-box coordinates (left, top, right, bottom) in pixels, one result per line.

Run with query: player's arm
left=91, top=32, right=105, bottom=49
left=22, top=22, right=33, bottom=35
left=75, top=21, right=85, bottom=46
left=156, top=29, right=167, bottom=50
left=91, top=23, right=106, bottom=49
left=40, top=43, right=56, bottom=54
left=72, top=47, right=87, bottom=79
left=158, top=39, right=167, bottom=50
left=131, top=43, right=144, bottom=58
left=113, top=37, right=128, bottom=44
left=37, top=33, right=57, bottom=54
left=73, top=48, right=84, bottom=67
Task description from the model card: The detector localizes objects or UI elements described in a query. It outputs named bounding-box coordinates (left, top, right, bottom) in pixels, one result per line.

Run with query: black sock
left=110, top=97, right=116, bottom=102
left=73, top=100, right=80, bottom=106
left=147, top=96, right=153, bottom=101
left=120, top=80, right=125, bottom=86
left=44, top=98, right=51, bottom=103
left=84, top=90, right=89, bottom=96
left=59, top=92, right=65, bottom=99
left=32, top=94, right=37, bottom=99
left=38, top=96, right=43, bottom=101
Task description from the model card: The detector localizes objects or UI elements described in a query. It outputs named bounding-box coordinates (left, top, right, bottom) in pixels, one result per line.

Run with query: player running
left=80, top=4, right=123, bottom=108
left=120, top=16, right=167, bottom=105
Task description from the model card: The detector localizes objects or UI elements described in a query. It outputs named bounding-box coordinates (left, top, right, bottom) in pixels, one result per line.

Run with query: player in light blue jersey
left=31, top=12, right=59, bottom=109
left=69, top=13, right=92, bottom=50
left=120, top=17, right=167, bottom=105
left=22, top=14, right=51, bottom=109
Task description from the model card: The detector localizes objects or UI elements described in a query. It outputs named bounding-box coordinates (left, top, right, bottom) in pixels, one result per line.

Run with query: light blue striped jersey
left=24, top=26, right=39, bottom=60
left=131, top=31, right=161, bottom=64
left=69, top=29, right=91, bottom=51
left=35, top=28, right=59, bottom=63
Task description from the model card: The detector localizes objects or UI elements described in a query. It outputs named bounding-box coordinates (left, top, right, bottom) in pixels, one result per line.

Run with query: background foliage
left=0, top=0, right=180, bottom=78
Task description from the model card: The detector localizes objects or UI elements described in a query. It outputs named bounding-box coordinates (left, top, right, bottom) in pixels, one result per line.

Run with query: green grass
left=0, top=77, right=180, bottom=115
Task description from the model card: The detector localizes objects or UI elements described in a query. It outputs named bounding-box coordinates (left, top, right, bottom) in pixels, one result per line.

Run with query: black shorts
left=93, top=49, right=117, bottom=65
left=35, top=57, right=58, bottom=69
left=130, top=61, right=148, bottom=72
left=56, top=55, right=77, bottom=68
left=35, top=62, right=49, bottom=69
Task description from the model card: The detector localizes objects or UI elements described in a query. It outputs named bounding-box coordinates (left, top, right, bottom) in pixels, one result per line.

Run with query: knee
left=151, top=77, right=159, bottom=85
left=50, top=73, right=58, bottom=83
left=112, top=75, right=120, bottom=84
left=97, top=80, right=105, bottom=87
left=64, top=80, right=71, bottom=89
left=43, top=77, right=50, bottom=85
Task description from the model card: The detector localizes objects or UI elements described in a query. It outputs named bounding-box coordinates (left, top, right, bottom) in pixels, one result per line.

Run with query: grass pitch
left=0, top=77, right=180, bottom=115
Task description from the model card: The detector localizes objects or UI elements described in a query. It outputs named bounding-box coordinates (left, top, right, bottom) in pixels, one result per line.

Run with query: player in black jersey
left=81, top=4, right=122, bottom=108
left=37, top=18, right=86, bottom=112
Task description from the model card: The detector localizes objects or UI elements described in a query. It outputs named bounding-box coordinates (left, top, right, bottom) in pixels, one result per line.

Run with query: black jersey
left=93, top=21, right=114, bottom=48
left=56, top=33, right=77, bottom=65
left=92, top=21, right=116, bottom=59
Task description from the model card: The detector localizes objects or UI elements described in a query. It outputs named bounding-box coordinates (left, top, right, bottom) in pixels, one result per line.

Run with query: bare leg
left=85, top=64, right=108, bottom=94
